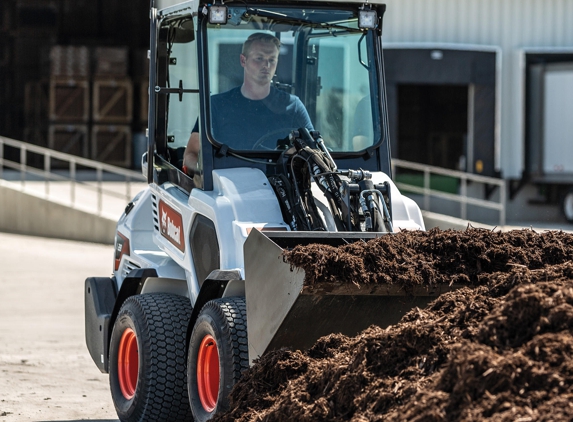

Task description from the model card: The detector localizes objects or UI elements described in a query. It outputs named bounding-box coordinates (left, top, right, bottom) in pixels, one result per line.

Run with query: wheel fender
left=185, top=269, right=242, bottom=354
left=85, top=277, right=117, bottom=373
left=140, top=277, right=189, bottom=297
left=105, top=268, right=158, bottom=372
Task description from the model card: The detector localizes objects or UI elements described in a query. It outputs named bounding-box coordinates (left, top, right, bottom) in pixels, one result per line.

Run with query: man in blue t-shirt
left=183, top=33, right=313, bottom=175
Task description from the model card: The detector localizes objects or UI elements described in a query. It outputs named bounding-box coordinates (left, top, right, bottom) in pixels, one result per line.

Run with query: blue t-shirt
left=195, top=86, right=313, bottom=150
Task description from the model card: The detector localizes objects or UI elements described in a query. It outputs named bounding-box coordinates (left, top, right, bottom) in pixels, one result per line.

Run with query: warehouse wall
left=0, top=0, right=150, bottom=170
left=381, top=0, right=573, bottom=179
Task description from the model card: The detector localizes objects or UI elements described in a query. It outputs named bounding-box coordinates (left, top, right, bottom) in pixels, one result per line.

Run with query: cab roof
left=158, top=0, right=385, bottom=18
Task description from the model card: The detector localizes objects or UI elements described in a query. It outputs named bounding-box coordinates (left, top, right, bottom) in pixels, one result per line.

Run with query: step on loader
left=84, top=0, right=431, bottom=420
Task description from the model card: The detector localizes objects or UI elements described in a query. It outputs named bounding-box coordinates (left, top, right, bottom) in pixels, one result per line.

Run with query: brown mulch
left=213, top=228, right=573, bottom=421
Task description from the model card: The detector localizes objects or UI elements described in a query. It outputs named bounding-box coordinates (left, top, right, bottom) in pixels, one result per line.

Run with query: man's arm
left=294, top=96, right=314, bottom=131
left=183, top=132, right=199, bottom=176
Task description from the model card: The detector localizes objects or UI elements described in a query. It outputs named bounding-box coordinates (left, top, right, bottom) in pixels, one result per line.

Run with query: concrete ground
left=2, top=176, right=573, bottom=422
left=0, top=232, right=119, bottom=422
left=3, top=224, right=573, bottom=422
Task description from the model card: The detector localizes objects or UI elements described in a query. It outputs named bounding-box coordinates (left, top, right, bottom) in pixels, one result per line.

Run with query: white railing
left=391, top=158, right=506, bottom=226
left=0, top=136, right=147, bottom=218
left=1, top=137, right=505, bottom=224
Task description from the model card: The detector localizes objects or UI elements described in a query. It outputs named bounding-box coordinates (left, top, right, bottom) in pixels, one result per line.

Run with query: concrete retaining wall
left=0, top=181, right=116, bottom=244
left=422, top=210, right=492, bottom=231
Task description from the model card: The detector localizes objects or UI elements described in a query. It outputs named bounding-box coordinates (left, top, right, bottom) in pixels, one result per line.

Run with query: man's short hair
left=242, top=33, right=281, bottom=57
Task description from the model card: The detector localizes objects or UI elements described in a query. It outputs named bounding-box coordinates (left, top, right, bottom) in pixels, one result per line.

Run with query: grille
left=122, top=259, right=141, bottom=279
left=151, top=193, right=159, bottom=232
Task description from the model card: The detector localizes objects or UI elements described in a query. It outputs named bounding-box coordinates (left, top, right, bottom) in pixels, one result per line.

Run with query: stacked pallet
left=46, top=45, right=90, bottom=160
left=20, top=41, right=138, bottom=168
left=25, top=44, right=136, bottom=168
left=91, top=47, right=133, bottom=167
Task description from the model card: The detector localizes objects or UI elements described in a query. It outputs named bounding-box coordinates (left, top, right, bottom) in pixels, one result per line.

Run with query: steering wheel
left=251, top=128, right=293, bottom=150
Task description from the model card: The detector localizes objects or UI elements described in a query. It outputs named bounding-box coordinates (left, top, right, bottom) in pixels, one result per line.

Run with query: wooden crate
left=92, top=78, right=133, bottom=124
left=93, top=47, right=128, bottom=77
left=49, top=45, right=90, bottom=78
left=49, top=78, right=90, bottom=122
left=48, top=124, right=89, bottom=158
left=91, top=125, right=132, bottom=168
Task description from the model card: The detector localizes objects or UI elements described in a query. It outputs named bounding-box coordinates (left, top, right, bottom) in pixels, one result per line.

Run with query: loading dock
left=522, top=49, right=573, bottom=221
left=384, top=45, right=500, bottom=178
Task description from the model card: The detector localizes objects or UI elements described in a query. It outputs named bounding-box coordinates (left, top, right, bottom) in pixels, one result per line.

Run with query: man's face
left=240, top=40, right=279, bottom=87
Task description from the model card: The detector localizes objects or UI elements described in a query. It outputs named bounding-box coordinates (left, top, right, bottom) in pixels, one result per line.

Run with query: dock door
left=384, top=46, right=499, bottom=178
left=524, top=50, right=573, bottom=220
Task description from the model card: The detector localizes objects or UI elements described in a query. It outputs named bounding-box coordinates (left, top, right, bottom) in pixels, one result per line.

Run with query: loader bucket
left=244, top=229, right=456, bottom=364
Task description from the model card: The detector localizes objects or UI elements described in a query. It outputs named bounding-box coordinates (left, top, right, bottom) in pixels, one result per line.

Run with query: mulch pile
left=214, top=228, right=573, bottom=421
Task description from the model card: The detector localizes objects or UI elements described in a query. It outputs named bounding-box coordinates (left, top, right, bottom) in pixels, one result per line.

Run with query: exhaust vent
left=151, top=193, right=159, bottom=232
left=122, top=259, right=141, bottom=279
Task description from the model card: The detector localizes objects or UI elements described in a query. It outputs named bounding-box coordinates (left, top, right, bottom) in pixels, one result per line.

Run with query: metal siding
left=382, top=0, right=573, bottom=178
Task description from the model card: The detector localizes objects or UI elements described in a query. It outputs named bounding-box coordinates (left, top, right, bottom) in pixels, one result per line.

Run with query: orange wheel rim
left=118, top=327, right=139, bottom=400
left=197, top=334, right=220, bottom=412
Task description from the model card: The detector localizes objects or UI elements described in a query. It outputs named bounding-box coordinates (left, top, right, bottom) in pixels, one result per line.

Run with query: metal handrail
left=391, top=158, right=506, bottom=226
left=0, top=136, right=147, bottom=217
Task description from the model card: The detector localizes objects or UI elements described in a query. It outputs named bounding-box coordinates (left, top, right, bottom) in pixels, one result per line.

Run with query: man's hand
left=183, top=132, right=200, bottom=176
left=182, top=165, right=194, bottom=177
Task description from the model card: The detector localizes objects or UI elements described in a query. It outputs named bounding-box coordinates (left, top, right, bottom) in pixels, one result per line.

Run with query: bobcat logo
left=161, top=210, right=181, bottom=244
left=159, top=200, right=185, bottom=252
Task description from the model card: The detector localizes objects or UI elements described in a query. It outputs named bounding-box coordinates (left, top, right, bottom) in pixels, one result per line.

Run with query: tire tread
left=111, top=293, right=193, bottom=422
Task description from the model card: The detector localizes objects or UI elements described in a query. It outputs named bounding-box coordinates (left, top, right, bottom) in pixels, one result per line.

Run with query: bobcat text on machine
left=84, top=0, right=427, bottom=420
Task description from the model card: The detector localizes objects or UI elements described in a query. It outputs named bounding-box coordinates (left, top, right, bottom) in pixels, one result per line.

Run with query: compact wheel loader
left=84, top=0, right=430, bottom=420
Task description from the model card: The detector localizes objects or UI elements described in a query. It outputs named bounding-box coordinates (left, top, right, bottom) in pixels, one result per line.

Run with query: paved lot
left=0, top=232, right=119, bottom=422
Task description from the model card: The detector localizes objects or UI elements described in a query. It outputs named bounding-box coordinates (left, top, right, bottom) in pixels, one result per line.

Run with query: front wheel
left=188, top=297, right=249, bottom=421
left=109, top=293, right=193, bottom=422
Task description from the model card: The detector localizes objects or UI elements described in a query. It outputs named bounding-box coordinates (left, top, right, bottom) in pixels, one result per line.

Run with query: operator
left=182, top=32, right=313, bottom=176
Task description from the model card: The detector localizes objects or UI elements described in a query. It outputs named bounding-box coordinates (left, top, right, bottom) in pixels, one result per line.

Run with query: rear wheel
left=109, top=293, right=193, bottom=422
left=188, top=297, right=249, bottom=421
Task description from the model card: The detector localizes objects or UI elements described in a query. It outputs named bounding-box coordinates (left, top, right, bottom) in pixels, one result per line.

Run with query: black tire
left=188, top=297, right=249, bottom=422
left=109, top=293, right=193, bottom=422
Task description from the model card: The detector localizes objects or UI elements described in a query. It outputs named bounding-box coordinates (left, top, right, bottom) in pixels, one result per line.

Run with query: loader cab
left=148, top=0, right=389, bottom=192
